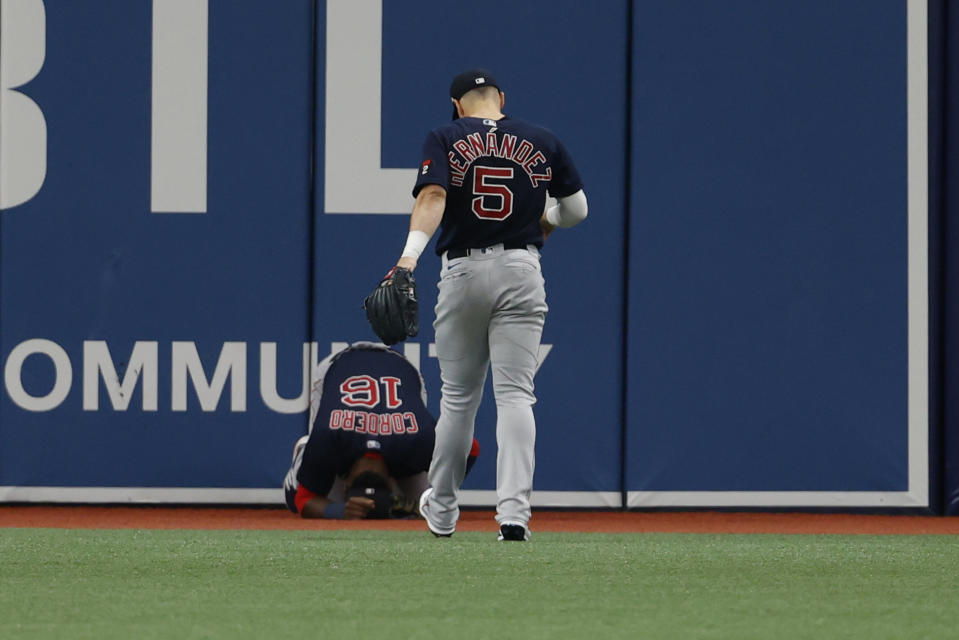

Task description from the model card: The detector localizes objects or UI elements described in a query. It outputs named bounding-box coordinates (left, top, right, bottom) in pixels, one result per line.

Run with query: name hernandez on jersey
left=447, top=131, right=552, bottom=188
left=413, top=116, right=584, bottom=254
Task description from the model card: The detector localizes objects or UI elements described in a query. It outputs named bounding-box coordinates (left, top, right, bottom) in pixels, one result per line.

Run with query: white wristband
left=400, top=230, right=430, bottom=261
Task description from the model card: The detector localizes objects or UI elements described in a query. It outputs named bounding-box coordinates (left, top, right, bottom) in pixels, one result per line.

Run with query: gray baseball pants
left=426, top=244, right=547, bottom=531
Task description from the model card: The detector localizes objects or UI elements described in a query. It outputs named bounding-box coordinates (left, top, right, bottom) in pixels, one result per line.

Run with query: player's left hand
left=364, top=266, right=419, bottom=345
left=540, top=215, right=556, bottom=240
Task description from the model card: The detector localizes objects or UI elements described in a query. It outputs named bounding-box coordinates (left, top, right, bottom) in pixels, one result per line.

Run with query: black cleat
left=498, top=524, right=529, bottom=541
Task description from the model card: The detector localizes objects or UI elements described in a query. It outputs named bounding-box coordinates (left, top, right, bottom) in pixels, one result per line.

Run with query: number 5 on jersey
left=472, top=166, right=514, bottom=220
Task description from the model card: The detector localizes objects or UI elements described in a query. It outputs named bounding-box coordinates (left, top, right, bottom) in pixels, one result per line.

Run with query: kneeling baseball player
left=283, top=342, right=478, bottom=519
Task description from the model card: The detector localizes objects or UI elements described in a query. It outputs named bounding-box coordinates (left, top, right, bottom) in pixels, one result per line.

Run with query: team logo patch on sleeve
left=421, top=159, right=431, bottom=175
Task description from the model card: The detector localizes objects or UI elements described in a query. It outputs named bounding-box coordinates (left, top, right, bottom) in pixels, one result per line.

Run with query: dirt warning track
left=2, top=506, right=958, bottom=534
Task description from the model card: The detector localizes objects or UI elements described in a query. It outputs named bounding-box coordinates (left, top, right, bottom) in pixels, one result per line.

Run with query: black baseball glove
left=364, top=266, right=418, bottom=345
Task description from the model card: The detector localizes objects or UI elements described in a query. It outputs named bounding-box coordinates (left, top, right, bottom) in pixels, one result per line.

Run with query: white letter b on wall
left=0, top=0, right=48, bottom=210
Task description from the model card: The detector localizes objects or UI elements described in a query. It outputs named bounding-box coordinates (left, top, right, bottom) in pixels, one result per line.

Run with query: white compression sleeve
left=545, top=190, right=588, bottom=228
left=401, top=230, right=430, bottom=260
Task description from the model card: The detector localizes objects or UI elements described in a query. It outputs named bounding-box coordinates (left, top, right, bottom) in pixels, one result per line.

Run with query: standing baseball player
left=283, top=342, right=479, bottom=519
left=389, top=69, right=588, bottom=540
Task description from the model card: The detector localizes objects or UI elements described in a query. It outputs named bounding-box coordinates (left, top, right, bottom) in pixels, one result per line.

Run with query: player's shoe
left=498, top=523, right=530, bottom=541
left=283, top=435, right=310, bottom=513
left=290, top=435, right=309, bottom=463
left=418, top=488, right=455, bottom=538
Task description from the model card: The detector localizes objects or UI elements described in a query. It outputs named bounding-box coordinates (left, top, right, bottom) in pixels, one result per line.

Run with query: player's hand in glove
left=364, top=266, right=419, bottom=346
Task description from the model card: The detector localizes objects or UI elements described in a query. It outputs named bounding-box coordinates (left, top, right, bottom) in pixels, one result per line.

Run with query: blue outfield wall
left=0, top=0, right=316, bottom=496
left=0, top=0, right=628, bottom=505
left=0, top=0, right=943, bottom=510
left=626, top=0, right=929, bottom=508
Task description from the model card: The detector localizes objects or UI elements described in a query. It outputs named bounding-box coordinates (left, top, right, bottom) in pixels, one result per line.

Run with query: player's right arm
left=396, top=184, right=446, bottom=272
left=396, top=131, right=450, bottom=272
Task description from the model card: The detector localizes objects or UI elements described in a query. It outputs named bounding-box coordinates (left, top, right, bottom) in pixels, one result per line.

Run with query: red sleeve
left=464, top=438, right=480, bottom=478
left=294, top=484, right=319, bottom=514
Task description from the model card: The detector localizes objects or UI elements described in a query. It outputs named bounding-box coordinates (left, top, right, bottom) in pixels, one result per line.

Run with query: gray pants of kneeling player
left=427, top=244, right=547, bottom=531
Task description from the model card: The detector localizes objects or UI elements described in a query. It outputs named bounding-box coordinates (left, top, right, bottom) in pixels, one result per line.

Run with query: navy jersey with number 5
left=413, top=116, right=584, bottom=254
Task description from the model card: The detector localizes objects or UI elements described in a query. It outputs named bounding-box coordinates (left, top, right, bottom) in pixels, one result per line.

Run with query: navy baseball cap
left=450, top=68, right=499, bottom=120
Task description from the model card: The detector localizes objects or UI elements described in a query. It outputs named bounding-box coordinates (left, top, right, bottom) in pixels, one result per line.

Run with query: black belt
left=447, top=242, right=528, bottom=260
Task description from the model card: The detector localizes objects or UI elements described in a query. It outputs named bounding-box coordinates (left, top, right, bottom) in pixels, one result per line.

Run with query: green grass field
left=1, top=529, right=958, bottom=639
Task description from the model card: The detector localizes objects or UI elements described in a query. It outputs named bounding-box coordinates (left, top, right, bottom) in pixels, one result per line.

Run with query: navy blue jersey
left=413, top=116, right=583, bottom=255
left=296, top=346, right=435, bottom=497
